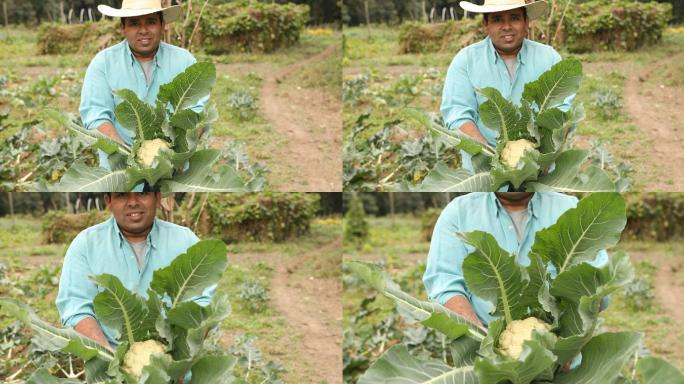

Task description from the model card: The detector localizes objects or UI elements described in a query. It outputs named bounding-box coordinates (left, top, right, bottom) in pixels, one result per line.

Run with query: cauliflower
left=500, top=139, right=538, bottom=168
left=137, top=139, right=171, bottom=168
left=122, top=340, right=167, bottom=379
left=498, top=317, right=551, bottom=359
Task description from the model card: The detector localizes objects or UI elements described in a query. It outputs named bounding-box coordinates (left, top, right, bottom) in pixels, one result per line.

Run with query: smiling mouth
left=126, top=212, right=144, bottom=218
left=138, top=38, right=151, bottom=44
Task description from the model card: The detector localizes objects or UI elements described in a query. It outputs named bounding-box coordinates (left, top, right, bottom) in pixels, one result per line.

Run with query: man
left=56, top=193, right=214, bottom=350
left=442, top=0, right=571, bottom=171
left=423, top=192, right=608, bottom=329
left=81, top=0, right=207, bottom=172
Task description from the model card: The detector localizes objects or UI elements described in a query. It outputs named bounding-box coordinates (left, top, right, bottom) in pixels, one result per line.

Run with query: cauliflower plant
left=498, top=317, right=551, bottom=360
left=122, top=339, right=168, bottom=379
left=500, top=139, right=538, bottom=169
left=137, top=139, right=171, bottom=168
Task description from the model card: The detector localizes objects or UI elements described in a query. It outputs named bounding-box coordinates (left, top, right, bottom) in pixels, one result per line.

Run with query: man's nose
left=125, top=193, right=141, bottom=205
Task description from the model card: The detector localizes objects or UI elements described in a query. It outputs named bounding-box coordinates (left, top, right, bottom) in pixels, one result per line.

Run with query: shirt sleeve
left=423, top=203, right=472, bottom=305
left=441, top=51, right=478, bottom=130
left=80, top=52, right=115, bottom=130
left=55, top=233, right=100, bottom=328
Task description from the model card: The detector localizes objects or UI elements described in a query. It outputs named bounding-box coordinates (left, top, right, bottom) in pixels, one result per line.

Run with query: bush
left=37, top=20, right=120, bottom=55
left=623, top=193, right=684, bottom=241
left=42, top=210, right=111, bottom=244
left=420, top=208, right=441, bottom=242
left=398, top=18, right=485, bottom=54
left=200, top=1, right=309, bottom=54
left=552, top=0, right=672, bottom=52
left=191, top=193, right=320, bottom=243
left=344, top=194, right=369, bottom=246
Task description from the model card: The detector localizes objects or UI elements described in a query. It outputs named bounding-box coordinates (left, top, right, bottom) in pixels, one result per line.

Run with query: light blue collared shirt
left=80, top=40, right=207, bottom=170
left=441, top=37, right=571, bottom=171
left=423, top=192, right=608, bottom=326
left=56, top=216, right=215, bottom=347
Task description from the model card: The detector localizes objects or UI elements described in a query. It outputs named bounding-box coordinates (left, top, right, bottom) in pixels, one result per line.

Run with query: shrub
left=420, top=208, right=441, bottom=242
left=344, top=194, right=369, bottom=246
left=398, top=18, right=484, bottom=54
left=37, top=20, right=119, bottom=55
left=237, top=280, right=270, bottom=313
left=42, top=210, right=111, bottom=244
left=623, top=193, right=684, bottom=241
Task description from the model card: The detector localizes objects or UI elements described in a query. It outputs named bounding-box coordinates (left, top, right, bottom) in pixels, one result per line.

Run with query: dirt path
left=630, top=251, right=684, bottom=325
left=270, top=238, right=342, bottom=384
left=622, top=52, right=684, bottom=190
left=260, top=44, right=342, bottom=192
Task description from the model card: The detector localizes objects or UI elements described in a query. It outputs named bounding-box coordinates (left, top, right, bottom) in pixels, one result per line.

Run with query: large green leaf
left=416, top=162, right=493, bottom=192
left=358, top=345, right=478, bottom=384
left=160, top=150, right=250, bottom=192
left=458, top=231, right=531, bottom=324
left=51, top=161, right=129, bottom=192
left=530, top=192, right=626, bottom=274
left=348, top=261, right=486, bottom=340
left=90, top=274, right=149, bottom=345
left=191, top=354, right=237, bottom=384
left=475, top=337, right=557, bottom=384
left=158, top=62, right=216, bottom=114
left=490, top=149, right=540, bottom=190
left=27, top=368, right=83, bottom=383
left=125, top=155, right=175, bottom=189
left=114, top=89, right=164, bottom=141
left=46, top=109, right=132, bottom=156
left=150, top=239, right=227, bottom=309
left=554, top=332, right=641, bottom=384
left=637, top=356, right=684, bottom=384
left=522, top=59, right=583, bottom=113
left=478, top=87, right=530, bottom=142
left=525, top=150, right=615, bottom=192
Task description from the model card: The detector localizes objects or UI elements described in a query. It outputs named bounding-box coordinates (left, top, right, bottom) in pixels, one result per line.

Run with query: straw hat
left=459, top=0, right=548, bottom=21
left=98, top=0, right=182, bottom=23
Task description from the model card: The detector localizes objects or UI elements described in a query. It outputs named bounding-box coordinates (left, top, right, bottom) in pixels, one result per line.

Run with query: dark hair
left=121, top=11, right=164, bottom=27
left=483, top=7, right=527, bottom=22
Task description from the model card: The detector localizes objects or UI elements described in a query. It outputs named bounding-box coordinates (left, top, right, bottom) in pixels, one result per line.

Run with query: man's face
left=104, top=193, right=160, bottom=238
left=121, top=14, right=163, bottom=59
left=483, top=8, right=528, bottom=54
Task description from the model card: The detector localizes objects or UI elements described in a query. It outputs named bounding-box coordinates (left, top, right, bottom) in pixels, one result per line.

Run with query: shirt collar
left=112, top=216, right=159, bottom=249
left=491, top=192, right=539, bottom=220
left=486, top=36, right=528, bottom=66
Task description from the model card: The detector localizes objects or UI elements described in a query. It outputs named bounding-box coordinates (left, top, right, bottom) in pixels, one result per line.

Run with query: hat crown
left=482, top=0, right=528, bottom=5
left=121, top=0, right=163, bottom=9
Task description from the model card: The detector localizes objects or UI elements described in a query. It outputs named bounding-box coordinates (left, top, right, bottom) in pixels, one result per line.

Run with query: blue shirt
left=56, top=216, right=215, bottom=346
left=423, top=193, right=608, bottom=326
left=79, top=40, right=207, bottom=170
left=441, top=37, right=570, bottom=171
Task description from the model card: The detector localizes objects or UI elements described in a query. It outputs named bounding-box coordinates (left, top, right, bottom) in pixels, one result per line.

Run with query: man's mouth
left=502, top=34, right=515, bottom=43
left=126, top=211, right=144, bottom=218
left=138, top=38, right=151, bottom=45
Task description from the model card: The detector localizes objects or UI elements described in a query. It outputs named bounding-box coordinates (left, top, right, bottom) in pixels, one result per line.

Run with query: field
left=342, top=214, right=684, bottom=383
left=343, top=25, right=684, bottom=191
left=0, top=214, right=343, bottom=383
left=0, top=25, right=342, bottom=192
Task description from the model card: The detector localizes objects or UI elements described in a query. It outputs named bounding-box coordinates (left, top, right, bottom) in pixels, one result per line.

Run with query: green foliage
left=200, top=1, right=310, bottom=54
left=551, top=0, right=673, bottom=52
left=420, top=208, right=441, bottom=242
left=398, top=18, right=485, bottom=54
left=623, top=193, right=684, bottom=241
left=228, top=90, right=258, bottom=121
left=344, top=194, right=369, bottom=246
left=237, top=281, right=270, bottom=314
left=591, top=89, right=622, bottom=120
left=191, top=193, right=320, bottom=243
left=37, top=20, right=120, bottom=55
left=41, top=209, right=111, bottom=244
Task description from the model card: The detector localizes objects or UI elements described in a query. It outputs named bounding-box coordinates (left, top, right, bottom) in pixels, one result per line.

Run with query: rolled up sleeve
left=441, top=51, right=478, bottom=131
left=80, top=52, right=115, bottom=130
left=423, top=204, right=471, bottom=305
left=56, top=233, right=100, bottom=328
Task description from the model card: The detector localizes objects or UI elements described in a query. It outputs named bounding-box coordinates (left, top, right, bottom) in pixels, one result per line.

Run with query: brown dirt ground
left=629, top=250, right=684, bottom=326
left=260, top=44, right=342, bottom=192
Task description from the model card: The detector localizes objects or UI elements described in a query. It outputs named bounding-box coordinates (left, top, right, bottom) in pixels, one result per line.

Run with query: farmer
left=442, top=0, right=572, bottom=171
left=55, top=193, right=215, bottom=352
left=80, top=0, right=207, bottom=177
left=423, top=192, right=608, bottom=330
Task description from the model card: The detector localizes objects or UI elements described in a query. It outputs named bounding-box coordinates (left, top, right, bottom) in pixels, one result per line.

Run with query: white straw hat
left=98, top=0, right=182, bottom=23
left=459, top=0, right=548, bottom=21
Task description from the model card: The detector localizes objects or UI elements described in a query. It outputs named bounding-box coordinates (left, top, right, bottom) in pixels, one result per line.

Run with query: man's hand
left=459, top=121, right=488, bottom=145
left=74, top=316, right=113, bottom=351
left=97, top=121, right=125, bottom=145
left=445, top=295, right=487, bottom=333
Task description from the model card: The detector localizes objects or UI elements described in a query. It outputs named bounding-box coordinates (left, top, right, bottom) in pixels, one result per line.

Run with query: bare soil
left=630, top=250, right=684, bottom=326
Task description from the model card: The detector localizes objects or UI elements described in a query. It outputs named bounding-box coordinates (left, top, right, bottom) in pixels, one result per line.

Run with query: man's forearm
left=445, top=295, right=486, bottom=331
left=74, top=316, right=113, bottom=350
left=459, top=121, right=487, bottom=145
left=96, top=122, right=125, bottom=144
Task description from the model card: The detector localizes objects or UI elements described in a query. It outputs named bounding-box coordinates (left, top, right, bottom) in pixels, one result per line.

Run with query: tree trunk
left=7, top=192, right=14, bottom=226
left=2, top=2, right=7, bottom=27
left=364, top=0, right=370, bottom=37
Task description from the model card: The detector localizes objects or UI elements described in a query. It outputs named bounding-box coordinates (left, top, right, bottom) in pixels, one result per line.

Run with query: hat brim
left=459, top=1, right=548, bottom=21
left=97, top=4, right=182, bottom=23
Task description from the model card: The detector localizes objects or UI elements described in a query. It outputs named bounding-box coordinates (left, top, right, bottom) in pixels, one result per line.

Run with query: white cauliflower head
left=500, top=139, right=537, bottom=169
left=137, top=138, right=171, bottom=168
left=123, top=339, right=167, bottom=379
left=498, top=317, right=551, bottom=360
